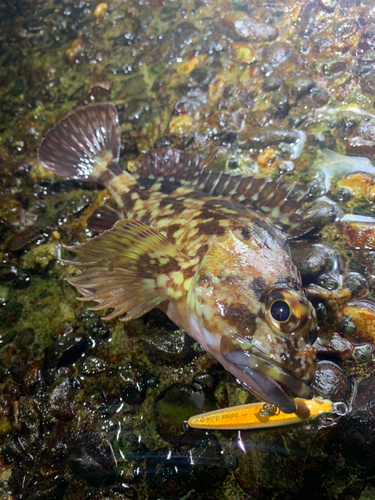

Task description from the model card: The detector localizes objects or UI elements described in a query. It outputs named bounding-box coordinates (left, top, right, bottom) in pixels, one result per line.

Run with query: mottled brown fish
left=38, top=103, right=317, bottom=414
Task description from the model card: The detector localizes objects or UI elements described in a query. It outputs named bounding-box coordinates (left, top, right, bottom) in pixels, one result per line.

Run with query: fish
left=38, top=102, right=317, bottom=414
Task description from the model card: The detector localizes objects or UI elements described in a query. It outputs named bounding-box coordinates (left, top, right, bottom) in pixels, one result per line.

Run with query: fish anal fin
left=63, top=219, right=191, bottom=321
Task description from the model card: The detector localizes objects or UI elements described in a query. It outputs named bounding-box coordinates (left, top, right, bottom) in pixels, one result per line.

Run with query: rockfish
left=38, top=103, right=317, bottom=413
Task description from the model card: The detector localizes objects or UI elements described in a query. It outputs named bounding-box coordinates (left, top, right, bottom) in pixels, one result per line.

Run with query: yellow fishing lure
left=188, top=398, right=344, bottom=430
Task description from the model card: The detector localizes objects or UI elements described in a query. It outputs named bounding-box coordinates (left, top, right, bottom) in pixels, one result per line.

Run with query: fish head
left=187, top=221, right=317, bottom=414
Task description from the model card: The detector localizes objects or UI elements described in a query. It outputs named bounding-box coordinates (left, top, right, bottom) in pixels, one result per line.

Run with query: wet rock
left=318, top=0, right=337, bottom=12
left=290, top=243, right=333, bottom=281
left=86, top=319, right=111, bottom=339
left=79, top=356, right=108, bottom=376
left=146, top=450, right=192, bottom=500
left=239, top=127, right=299, bottom=148
left=355, top=63, right=374, bottom=78
left=14, top=327, right=35, bottom=349
left=315, top=331, right=354, bottom=359
left=143, top=329, right=195, bottom=365
left=44, top=333, right=92, bottom=370
left=126, top=98, right=152, bottom=130
left=154, top=384, right=216, bottom=443
left=64, top=38, right=85, bottom=66
left=263, top=42, right=292, bottom=68
left=285, top=76, right=315, bottom=100
left=271, top=92, right=289, bottom=117
left=175, top=22, right=200, bottom=49
left=221, top=12, right=278, bottom=43
left=21, top=477, right=67, bottom=500
left=360, top=72, right=375, bottom=96
left=313, top=361, right=348, bottom=401
left=341, top=221, right=375, bottom=250
left=68, top=434, right=118, bottom=486
left=338, top=374, right=375, bottom=469
left=308, top=87, right=330, bottom=107
left=338, top=300, right=375, bottom=343
left=116, top=364, right=147, bottom=405
left=347, top=119, right=375, bottom=158
left=0, top=301, right=23, bottom=330
left=262, top=74, right=283, bottom=91
left=297, top=2, right=317, bottom=36
left=193, top=373, right=217, bottom=392
left=179, top=431, right=227, bottom=492
left=49, top=376, right=81, bottom=421
left=333, top=19, right=359, bottom=39
left=113, top=21, right=139, bottom=47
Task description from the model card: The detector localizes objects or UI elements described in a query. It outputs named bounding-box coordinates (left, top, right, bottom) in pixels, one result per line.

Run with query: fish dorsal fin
left=38, top=103, right=121, bottom=183
left=135, top=149, right=314, bottom=238
left=87, top=205, right=122, bottom=233
left=63, top=219, right=190, bottom=321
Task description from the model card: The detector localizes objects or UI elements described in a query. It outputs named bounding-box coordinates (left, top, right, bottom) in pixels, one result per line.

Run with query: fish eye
left=270, top=300, right=291, bottom=323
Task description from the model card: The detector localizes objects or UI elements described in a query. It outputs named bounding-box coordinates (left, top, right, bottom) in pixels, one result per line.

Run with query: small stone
left=313, top=360, right=348, bottom=401
left=154, top=384, right=216, bottom=443
left=49, top=376, right=81, bottom=421
left=333, top=19, right=359, bottom=39
left=271, top=92, right=289, bottom=117
left=44, top=333, right=92, bottom=370
left=343, top=273, right=369, bottom=298
left=318, top=0, right=337, bottom=12
left=297, top=2, right=317, bottom=37
left=262, top=74, right=283, bottom=91
left=338, top=301, right=375, bottom=343
left=79, top=356, right=108, bottom=376
left=361, top=73, right=375, bottom=96
left=116, top=364, right=147, bottom=405
left=94, top=2, right=108, bottom=18
left=263, top=42, right=292, bottom=68
left=290, top=243, right=333, bottom=281
left=239, top=127, right=299, bottom=148
left=347, top=119, right=375, bottom=158
left=221, top=12, right=278, bottom=43
left=342, top=222, right=375, bottom=250
left=68, top=434, right=118, bottom=486
left=285, top=76, right=315, bottom=100
left=65, top=39, right=85, bottom=66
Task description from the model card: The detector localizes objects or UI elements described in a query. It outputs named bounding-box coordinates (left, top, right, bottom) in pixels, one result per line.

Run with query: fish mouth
left=224, top=350, right=313, bottom=414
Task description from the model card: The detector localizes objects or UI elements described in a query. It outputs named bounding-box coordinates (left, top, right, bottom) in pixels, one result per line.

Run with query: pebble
left=318, top=0, right=337, bottom=12
left=239, top=127, right=299, bottom=148
left=262, top=74, right=283, bottom=91
left=154, top=384, right=216, bottom=443
left=263, top=42, right=292, bottom=68
left=94, top=2, right=108, bottom=18
left=116, top=363, right=147, bottom=405
left=313, top=360, right=348, bottom=401
left=44, top=333, right=92, bottom=370
left=49, top=376, right=81, bottom=421
left=338, top=300, right=375, bottom=343
left=333, top=19, right=359, bottom=39
left=297, top=2, right=317, bottom=37
left=68, top=434, right=118, bottom=486
left=285, top=76, right=315, bottom=100
left=221, top=12, right=278, bottom=43
left=290, top=243, right=333, bottom=281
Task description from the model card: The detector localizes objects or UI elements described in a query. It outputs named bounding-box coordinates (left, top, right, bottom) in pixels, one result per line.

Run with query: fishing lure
left=188, top=398, right=346, bottom=430
left=38, top=103, right=317, bottom=414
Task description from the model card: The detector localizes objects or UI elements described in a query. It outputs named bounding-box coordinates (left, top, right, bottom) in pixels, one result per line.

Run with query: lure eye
left=270, top=300, right=291, bottom=323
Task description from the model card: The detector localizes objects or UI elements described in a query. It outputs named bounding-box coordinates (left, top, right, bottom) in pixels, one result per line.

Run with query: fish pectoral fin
left=63, top=219, right=191, bottom=321
left=87, top=205, right=122, bottom=234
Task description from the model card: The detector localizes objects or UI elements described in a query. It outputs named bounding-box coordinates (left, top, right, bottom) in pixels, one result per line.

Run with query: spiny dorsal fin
left=38, top=103, right=121, bottom=183
left=63, top=219, right=191, bottom=321
left=135, top=149, right=315, bottom=238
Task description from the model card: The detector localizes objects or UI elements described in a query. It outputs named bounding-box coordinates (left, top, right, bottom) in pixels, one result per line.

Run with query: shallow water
left=1, top=0, right=375, bottom=499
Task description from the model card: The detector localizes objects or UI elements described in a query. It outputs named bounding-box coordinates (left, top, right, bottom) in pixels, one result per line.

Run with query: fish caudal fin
left=38, top=103, right=121, bottom=183
left=63, top=219, right=190, bottom=321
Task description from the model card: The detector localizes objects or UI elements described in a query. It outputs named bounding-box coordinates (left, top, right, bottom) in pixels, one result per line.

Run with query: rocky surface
left=1, top=0, right=375, bottom=498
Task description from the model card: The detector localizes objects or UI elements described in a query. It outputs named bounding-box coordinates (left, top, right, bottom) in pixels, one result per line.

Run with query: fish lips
left=224, top=350, right=313, bottom=414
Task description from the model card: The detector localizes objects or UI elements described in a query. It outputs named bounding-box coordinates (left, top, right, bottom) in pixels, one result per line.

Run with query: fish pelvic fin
left=38, top=103, right=122, bottom=183
left=63, top=219, right=191, bottom=321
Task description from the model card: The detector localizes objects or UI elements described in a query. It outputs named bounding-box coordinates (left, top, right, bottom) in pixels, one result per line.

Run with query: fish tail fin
left=38, top=103, right=121, bottom=184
